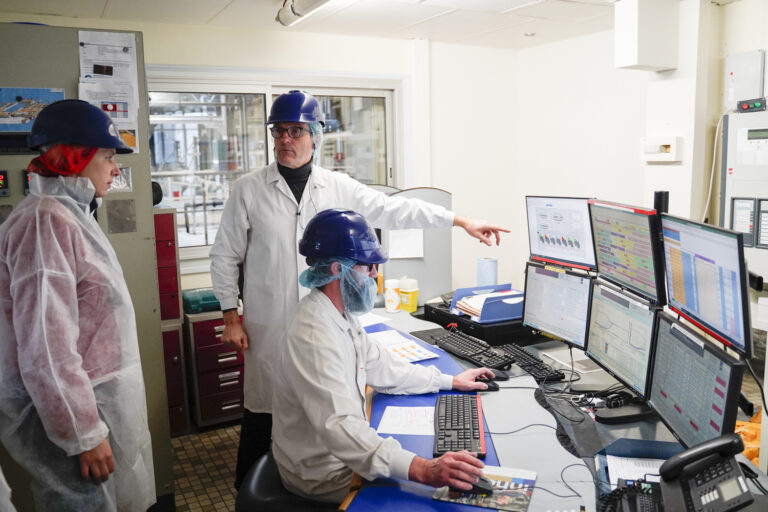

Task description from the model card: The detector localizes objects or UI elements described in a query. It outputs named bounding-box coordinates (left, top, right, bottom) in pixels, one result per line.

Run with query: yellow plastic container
left=399, top=278, right=419, bottom=313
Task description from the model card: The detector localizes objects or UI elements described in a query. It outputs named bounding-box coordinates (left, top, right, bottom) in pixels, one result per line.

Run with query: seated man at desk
left=272, top=208, right=494, bottom=504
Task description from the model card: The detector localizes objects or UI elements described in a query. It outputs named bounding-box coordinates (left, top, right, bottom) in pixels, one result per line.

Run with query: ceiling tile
left=0, top=0, right=108, bottom=18
left=507, top=0, right=612, bottom=21
left=421, top=0, right=543, bottom=14
left=395, top=10, right=530, bottom=42
left=297, top=0, right=452, bottom=37
left=103, top=0, right=231, bottom=25
left=461, top=13, right=611, bottom=49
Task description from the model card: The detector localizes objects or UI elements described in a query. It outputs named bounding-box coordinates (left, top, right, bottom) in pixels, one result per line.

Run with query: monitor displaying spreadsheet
left=589, top=200, right=666, bottom=304
left=660, top=214, right=752, bottom=358
left=649, top=312, right=744, bottom=448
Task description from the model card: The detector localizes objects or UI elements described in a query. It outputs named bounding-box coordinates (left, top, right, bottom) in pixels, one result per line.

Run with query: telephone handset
left=659, top=433, right=753, bottom=512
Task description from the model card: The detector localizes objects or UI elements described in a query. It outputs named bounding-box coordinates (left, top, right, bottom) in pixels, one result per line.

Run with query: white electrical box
left=723, top=49, right=764, bottom=110
left=640, top=136, right=682, bottom=163
left=614, top=0, right=678, bottom=72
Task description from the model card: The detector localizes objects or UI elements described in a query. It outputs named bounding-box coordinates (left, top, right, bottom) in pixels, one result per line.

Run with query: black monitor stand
left=594, top=403, right=657, bottom=425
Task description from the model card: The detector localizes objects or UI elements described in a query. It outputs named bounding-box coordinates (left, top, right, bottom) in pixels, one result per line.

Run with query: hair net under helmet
left=28, top=99, right=132, bottom=154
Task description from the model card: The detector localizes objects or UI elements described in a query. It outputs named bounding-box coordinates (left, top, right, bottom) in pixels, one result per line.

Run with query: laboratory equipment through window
left=273, top=93, right=388, bottom=185
left=149, top=92, right=268, bottom=248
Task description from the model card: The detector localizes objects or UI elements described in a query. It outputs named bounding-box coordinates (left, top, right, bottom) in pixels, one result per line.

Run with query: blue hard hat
left=299, top=209, right=387, bottom=264
left=28, top=99, right=132, bottom=153
left=267, top=90, right=325, bottom=126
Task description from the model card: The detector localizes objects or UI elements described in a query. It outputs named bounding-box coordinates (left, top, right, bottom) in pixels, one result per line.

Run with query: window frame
left=146, top=65, right=405, bottom=272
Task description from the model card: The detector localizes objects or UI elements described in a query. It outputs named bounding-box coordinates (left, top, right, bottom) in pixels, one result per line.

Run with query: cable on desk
left=487, top=423, right=557, bottom=435
left=526, top=462, right=593, bottom=500
left=744, top=358, right=767, bottom=417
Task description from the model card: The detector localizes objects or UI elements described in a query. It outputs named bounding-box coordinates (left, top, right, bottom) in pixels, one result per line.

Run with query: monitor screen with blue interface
left=649, top=312, right=744, bottom=448
left=586, top=280, right=657, bottom=398
left=523, top=262, right=592, bottom=349
left=589, top=200, right=666, bottom=304
left=661, top=214, right=752, bottom=358
left=526, top=196, right=597, bottom=270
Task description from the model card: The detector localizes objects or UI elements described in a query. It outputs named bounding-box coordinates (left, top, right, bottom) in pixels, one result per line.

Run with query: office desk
left=344, top=310, right=768, bottom=512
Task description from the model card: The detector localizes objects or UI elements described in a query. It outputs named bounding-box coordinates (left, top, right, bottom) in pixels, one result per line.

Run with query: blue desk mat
left=347, top=323, right=499, bottom=510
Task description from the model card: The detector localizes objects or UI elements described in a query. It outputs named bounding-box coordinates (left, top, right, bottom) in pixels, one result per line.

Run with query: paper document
left=377, top=406, right=434, bottom=435
left=357, top=311, right=391, bottom=328
left=455, top=290, right=522, bottom=317
left=605, top=455, right=664, bottom=487
left=368, top=330, right=439, bottom=363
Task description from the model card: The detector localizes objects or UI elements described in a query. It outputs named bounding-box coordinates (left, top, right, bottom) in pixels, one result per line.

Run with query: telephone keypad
left=694, top=459, right=731, bottom=486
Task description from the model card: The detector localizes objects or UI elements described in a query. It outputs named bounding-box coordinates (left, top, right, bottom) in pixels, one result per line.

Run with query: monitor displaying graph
left=526, top=196, right=596, bottom=270
left=522, top=262, right=592, bottom=349
left=661, top=214, right=752, bottom=358
left=589, top=200, right=666, bottom=304
left=649, top=312, right=744, bottom=448
left=586, top=280, right=657, bottom=398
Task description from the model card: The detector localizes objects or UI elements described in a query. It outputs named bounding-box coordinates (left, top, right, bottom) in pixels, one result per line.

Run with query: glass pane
left=149, top=92, right=267, bottom=247
left=272, top=94, right=387, bottom=185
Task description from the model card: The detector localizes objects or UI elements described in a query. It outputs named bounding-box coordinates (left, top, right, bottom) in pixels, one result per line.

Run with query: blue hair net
left=299, top=257, right=355, bottom=289
left=310, top=121, right=324, bottom=159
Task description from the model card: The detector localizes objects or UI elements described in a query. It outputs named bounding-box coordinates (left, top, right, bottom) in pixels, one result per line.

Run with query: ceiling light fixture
left=276, top=0, right=332, bottom=27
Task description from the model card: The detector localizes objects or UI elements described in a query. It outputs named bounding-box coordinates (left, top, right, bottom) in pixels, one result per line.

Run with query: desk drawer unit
left=184, top=311, right=245, bottom=428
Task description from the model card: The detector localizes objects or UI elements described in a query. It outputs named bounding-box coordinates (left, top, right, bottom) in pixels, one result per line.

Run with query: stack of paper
left=455, top=290, right=517, bottom=317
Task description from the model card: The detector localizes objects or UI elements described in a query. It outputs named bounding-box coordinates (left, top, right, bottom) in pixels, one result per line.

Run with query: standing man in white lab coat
left=210, top=90, right=508, bottom=489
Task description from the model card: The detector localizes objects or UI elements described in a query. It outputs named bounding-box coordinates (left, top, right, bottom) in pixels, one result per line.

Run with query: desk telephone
left=604, top=434, right=754, bottom=512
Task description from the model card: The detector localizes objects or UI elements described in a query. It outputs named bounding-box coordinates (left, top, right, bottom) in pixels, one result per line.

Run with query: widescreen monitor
left=585, top=279, right=657, bottom=398
left=588, top=199, right=666, bottom=305
left=526, top=196, right=597, bottom=270
left=522, top=261, right=592, bottom=349
left=649, top=312, right=744, bottom=448
left=661, top=214, right=752, bottom=358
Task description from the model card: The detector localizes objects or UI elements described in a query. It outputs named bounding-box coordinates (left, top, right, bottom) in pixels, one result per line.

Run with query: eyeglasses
left=355, top=263, right=377, bottom=273
left=269, top=125, right=311, bottom=139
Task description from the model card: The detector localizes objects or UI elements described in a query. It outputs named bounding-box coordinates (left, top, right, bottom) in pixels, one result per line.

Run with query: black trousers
left=234, top=410, right=273, bottom=490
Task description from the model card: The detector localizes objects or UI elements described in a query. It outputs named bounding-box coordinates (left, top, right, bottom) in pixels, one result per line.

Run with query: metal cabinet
left=184, top=311, right=245, bottom=428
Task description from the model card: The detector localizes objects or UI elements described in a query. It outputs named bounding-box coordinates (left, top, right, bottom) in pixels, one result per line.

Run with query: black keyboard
left=433, top=331, right=514, bottom=369
left=498, top=343, right=565, bottom=383
left=433, top=394, right=486, bottom=458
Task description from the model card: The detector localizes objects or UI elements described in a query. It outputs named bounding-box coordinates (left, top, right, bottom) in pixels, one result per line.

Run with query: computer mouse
left=489, top=368, right=509, bottom=381
left=450, top=475, right=494, bottom=495
left=476, top=377, right=499, bottom=391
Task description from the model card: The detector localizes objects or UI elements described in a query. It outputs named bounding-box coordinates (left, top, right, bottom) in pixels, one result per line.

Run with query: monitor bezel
left=525, top=195, right=597, bottom=271
left=585, top=278, right=659, bottom=400
left=648, top=311, right=745, bottom=449
left=522, top=260, right=593, bottom=350
left=588, top=199, right=667, bottom=306
left=660, top=213, right=753, bottom=359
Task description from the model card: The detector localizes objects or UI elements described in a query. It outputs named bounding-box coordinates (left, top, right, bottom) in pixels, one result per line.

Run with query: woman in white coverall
left=0, top=99, right=155, bottom=511
left=210, top=90, right=509, bottom=489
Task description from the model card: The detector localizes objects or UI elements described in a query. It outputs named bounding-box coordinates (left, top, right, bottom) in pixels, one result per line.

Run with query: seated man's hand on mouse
left=452, top=368, right=495, bottom=391
left=408, top=451, right=485, bottom=491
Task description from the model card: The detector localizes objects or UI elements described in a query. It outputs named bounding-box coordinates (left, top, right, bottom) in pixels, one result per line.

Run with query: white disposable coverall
left=210, top=162, right=454, bottom=413
left=272, top=289, right=453, bottom=502
left=0, top=465, right=16, bottom=512
left=0, top=174, right=155, bottom=512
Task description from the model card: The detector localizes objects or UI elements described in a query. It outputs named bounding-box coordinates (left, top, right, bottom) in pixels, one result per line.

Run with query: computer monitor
left=660, top=214, right=753, bottom=359
left=649, top=312, right=745, bottom=448
left=522, top=261, right=593, bottom=349
left=526, top=196, right=597, bottom=270
left=585, top=279, right=657, bottom=398
left=588, top=199, right=666, bottom=305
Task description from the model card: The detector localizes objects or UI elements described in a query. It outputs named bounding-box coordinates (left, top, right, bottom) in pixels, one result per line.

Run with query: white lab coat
left=272, top=289, right=453, bottom=501
left=210, top=162, right=454, bottom=413
left=0, top=174, right=155, bottom=512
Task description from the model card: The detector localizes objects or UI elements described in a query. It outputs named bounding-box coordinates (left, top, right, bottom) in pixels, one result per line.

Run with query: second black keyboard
left=498, top=343, right=565, bottom=383
left=433, top=394, right=486, bottom=458
left=433, top=331, right=514, bottom=369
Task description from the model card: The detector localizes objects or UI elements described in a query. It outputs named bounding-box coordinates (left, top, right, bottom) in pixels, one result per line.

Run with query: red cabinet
left=154, top=209, right=189, bottom=436
left=184, top=311, right=245, bottom=428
